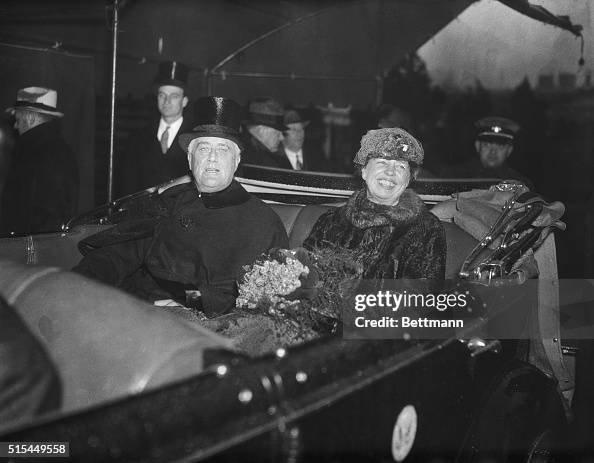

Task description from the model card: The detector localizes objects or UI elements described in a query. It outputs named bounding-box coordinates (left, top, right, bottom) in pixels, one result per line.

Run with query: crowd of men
left=0, top=59, right=535, bottom=239
left=0, top=59, right=538, bottom=345
left=0, top=59, right=538, bottom=312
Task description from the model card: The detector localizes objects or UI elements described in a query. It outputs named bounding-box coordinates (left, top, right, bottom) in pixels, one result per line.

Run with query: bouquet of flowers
left=222, top=246, right=363, bottom=353
left=236, top=248, right=318, bottom=309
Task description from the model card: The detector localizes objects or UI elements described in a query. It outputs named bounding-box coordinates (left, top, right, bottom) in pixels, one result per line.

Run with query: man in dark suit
left=279, top=109, right=306, bottom=170
left=281, top=109, right=330, bottom=172
left=116, top=61, right=193, bottom=197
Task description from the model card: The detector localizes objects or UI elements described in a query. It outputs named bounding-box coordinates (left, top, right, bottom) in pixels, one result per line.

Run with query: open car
left=0, top=167, right=580, bottom=462
left=1, top=0, right=589, bottom=460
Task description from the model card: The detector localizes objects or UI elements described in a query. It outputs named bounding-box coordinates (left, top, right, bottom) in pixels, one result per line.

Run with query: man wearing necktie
left=280, top=109, right=329, bottom=172
left=282, top=110, right=307, bottom=170
left=159, top=125, right=170, bottom=155
left=116, top=61, right=194, bottom=197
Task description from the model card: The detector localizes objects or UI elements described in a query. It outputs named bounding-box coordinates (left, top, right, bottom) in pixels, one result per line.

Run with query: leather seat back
left=0, top=204, right=479, bottom=280
left=271, top=204, right=331, bottom=249
left=0, top=260, right=231, bottom=413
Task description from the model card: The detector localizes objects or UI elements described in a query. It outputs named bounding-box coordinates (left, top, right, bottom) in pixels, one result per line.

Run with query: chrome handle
left=24, top=235, right=37, bottom=265
left=464, top=337, right=501, bottom=357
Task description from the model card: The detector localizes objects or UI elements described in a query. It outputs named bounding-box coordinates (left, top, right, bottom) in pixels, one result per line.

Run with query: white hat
left=6, top=87, right=64, bottom=118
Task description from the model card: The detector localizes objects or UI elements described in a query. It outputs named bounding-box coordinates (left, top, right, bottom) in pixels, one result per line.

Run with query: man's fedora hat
left=178, top=96, right=245, bottom=153
left=6, top=87, right=64, bottom=118
left=284, top=109, right=310, bottom=128
left=244, top=98, right=287, bottom=131
left=155, top=60, right=189, bottom=89
left=475, top=116, right=520, bottom=143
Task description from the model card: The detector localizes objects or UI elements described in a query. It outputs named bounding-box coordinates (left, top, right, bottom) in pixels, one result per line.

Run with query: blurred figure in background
left=377, top=104, right=435, bottom=178
left=242, top=98, right=288, bottom=168
left=117, top=61, right=193, bottom=197
left=1, top=87, right=78, bottom=235
left=377, top=104, right=414, bottom=131
left=0, top=120, right=15, bottom=215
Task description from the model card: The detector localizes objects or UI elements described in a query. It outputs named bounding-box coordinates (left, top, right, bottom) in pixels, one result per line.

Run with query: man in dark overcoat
left=1, top=87, right=79, bottom=235
left=74, top=97, right=288, bottom=316
left=241, top=98, right=290, bottom=169
left=116, top=61, right=194, bottom=197
left=0, top=120, right=16, bottom=212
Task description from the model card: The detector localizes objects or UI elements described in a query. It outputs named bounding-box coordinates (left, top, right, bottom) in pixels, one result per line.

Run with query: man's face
left=476, top=140, right=513, bottom=169
left=284, top=122, right=305, bottom=151
left=157, top=85, right=188, bottom=121
left=259, top=126, right=284, bottom=152
left=14, top=109, right=32, bottom=135
left=188, top=137, right=240, bottom=193
left=361, top=158, right=411, bottom=206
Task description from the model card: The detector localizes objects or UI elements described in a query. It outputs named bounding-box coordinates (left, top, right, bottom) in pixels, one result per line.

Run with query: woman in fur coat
left=206, top=128, right=446, bottom=357
left=304, top=127, right=446, bottom=279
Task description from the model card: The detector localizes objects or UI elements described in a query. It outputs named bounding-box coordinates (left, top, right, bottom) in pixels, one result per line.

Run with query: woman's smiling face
left=361, top=157, right=411, bottom=206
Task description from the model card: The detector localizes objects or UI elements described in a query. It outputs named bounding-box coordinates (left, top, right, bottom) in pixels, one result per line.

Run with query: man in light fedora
left=241, top=97, right=289, bottom=168
left=1, top=87, right=79, bottom=235
left=75, top=96, right=288, bottom=316
left=116, top=60, right=194, bottom=197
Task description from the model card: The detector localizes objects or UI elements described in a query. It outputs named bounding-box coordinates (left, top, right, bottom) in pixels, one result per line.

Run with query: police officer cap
left=475, top=116, right=520, bottom=143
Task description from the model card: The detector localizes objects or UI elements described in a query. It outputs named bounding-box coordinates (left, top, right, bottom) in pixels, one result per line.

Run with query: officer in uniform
left=443, top=116, right=534, bottom=189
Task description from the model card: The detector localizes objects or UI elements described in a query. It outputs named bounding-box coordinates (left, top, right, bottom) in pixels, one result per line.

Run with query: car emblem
left=391, top=404, right=417, bottom=462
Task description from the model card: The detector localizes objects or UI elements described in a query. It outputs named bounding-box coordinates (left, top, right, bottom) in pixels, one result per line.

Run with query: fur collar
left=343, top=188, right=424, bottom=229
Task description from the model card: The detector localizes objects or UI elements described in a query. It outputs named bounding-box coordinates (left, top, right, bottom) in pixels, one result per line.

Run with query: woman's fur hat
left=354, top=127, right=424, bottom=166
